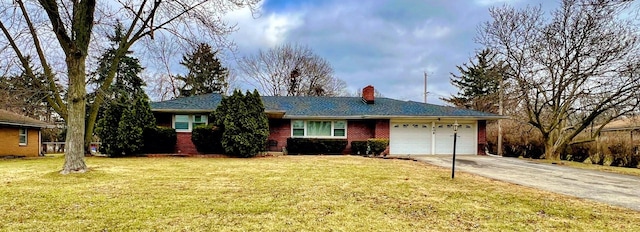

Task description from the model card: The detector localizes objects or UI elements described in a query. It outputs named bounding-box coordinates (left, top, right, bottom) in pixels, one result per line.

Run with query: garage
left=434, top=123, right=476, bottom=155
left=390, top=120, right=477, bottom=155
left=389, top=122, right=432, bottom=155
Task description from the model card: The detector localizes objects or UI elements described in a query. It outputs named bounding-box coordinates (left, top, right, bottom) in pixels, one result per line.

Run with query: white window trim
left=290, top=120, right=347, bottom=138
left=19, top=128, right=27, bottom=146
left=173, top=114, right=208, bottom=132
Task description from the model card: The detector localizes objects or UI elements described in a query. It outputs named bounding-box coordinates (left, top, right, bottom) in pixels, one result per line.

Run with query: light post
left=452, top=121, right=460, bottom=179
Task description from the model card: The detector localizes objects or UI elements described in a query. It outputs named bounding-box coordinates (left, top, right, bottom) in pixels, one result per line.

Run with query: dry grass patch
left=1, top=156, right=639, bottom=231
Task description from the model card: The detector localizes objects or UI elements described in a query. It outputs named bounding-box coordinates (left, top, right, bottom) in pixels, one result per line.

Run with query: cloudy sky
left=222, top=0, right=554, bottom=105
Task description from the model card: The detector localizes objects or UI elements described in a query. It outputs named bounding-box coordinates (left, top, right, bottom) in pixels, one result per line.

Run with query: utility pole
left=424, top=72, right=428, bottom=103
left=498, top=72, right=504, bottom=156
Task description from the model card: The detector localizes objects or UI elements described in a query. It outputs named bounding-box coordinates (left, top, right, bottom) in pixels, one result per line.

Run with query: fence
left=42, top=142, right=102, bottom=154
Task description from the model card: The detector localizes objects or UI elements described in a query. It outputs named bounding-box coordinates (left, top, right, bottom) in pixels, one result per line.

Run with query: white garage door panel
left=434, top=123, right=476, bottom=155
left=390, top=123, right=432, bottom=155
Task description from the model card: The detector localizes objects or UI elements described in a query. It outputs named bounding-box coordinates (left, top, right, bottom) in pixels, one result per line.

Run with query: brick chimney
left=362, top=85, right=375, bottom=104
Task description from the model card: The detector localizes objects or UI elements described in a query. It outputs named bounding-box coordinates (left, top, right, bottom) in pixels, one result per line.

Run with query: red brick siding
left=477, top=120, right=487, bottom=156
left=345, top=120, right=376, bottom=153
left=267, top=119, right=291, bottom=151
left=176, top=132, right=198, bottom=154
left=374, top=119, right=390, bottom=139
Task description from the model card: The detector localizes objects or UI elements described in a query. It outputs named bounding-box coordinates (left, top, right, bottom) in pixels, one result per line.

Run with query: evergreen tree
left=96, top=95, right=125, bottom=156
left=215, top=90, right=269, bottom=157
left=442, top=49, right=507, bottom=113
left=177, top=43, right=229, bottom=97
left=93, top=25, right=156, bottom=157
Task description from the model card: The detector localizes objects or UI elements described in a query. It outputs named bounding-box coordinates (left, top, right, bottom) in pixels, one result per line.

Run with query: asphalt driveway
left=410, top=155, right=640, bottom=211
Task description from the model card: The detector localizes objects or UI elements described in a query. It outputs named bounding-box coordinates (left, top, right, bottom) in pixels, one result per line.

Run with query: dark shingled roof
left=151, top=93, right=502, bottom=119
left=0, top=109, right=51, bottom=128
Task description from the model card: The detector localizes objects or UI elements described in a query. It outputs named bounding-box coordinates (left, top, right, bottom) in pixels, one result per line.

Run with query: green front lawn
left=1, top=156, right=638, bottom=231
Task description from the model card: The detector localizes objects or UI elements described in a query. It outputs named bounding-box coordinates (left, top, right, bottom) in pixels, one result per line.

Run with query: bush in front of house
left=191, top=124, right=223, bottom=154
left=287, top=138, right=347, bottom=155
left=214, top=90, right=269, bottom=158
left=350, top=141, right=368, bottom=155
left=368, top=139, right=389, bottom=155
left=142, top=126, right=177, bottom=153
left=564, top=142, right=593, bottom=162
left=607, top=140, right=640, bottom=168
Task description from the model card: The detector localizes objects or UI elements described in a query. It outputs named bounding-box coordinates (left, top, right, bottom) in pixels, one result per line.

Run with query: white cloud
left=224, top=4, right=303, bottom=50
left=474, top=0, right=521, bottom=6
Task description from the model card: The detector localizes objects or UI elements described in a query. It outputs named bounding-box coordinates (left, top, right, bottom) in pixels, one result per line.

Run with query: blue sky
left=223, top=0, right=556, bottom=105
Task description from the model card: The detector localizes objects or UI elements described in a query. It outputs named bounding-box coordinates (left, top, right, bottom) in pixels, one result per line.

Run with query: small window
left=19, top=128, right=27, bottom=145
left=192, top=115, right=207, bottom=128
left=334, top=121, right=346, bottom=137
left=292, top=120, right=305, bottom=136
left=174, top=115, right=190, bottom=130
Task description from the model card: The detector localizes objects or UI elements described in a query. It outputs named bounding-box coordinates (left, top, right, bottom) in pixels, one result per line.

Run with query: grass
left=1, top=156, right=639, bottom=231
left=532, top=158, right=640, bottom=177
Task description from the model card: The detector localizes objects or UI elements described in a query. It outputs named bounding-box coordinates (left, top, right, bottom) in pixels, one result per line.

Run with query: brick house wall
left=175, top=132, right=198, bottom=154
left=266, top=119, right=387, bottom=154
left=345, top=120, right=375, bottom=153
left=477, top=120, right=487, bottom=155
left=0, top=127, right=40, bottom=157
left=267, top=119, right=291, bottom=151
left=374, top=119, right=390, bottom=139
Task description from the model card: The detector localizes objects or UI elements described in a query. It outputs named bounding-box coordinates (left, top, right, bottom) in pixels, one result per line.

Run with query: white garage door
left=390, top=122, right=432, bottom=155
left=434, top=123, right=476, bottom=155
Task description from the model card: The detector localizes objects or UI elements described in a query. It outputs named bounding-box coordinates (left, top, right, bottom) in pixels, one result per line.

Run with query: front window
left=19, top=128, right=27, bottom=145
left=292, top=120, right=305, bottom=136
left=174, top=114, right=208, bottom=132
left=174, top=115, right=190, bottom=131
left=192, top=115, right=207, bottom=128
left=291, top=120, right=347, bottom=138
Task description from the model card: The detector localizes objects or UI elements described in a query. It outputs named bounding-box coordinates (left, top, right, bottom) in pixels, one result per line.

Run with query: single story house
left=597, top=116, right=640, bottom=143
left=150, top=86, right=504, bottom=155
left=0, top=109, right=51, bottom=157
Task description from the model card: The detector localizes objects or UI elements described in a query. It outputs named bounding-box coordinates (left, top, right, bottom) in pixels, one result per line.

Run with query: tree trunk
left=544, top=139, right=561, bottom=160
left=61, top=57, right=88, bottom=174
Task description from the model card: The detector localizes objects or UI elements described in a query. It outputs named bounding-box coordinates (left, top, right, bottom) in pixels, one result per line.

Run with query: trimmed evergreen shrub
left=368, top=139, right=389, bottom=155
left=287, top=138, right=347, bottom=155
left=351, top=141, right=368, bottom=155
left=215, top=90, right=269, bottom=157
left=142, top=127, right=177, bottom=153
left=191, top=124, right=223, bottom=153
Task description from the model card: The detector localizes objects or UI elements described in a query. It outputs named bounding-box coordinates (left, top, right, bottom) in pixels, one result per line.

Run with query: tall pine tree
left=177, top=43, right=229, bottom=97
left=443, top=49, right=507, bottom=113
left=94, top=25, right=156, bottom=157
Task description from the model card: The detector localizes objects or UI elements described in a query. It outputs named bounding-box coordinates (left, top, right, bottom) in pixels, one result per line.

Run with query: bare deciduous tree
left=0, top=0, right=259, bottom=173
left=239, top=43, right=347, bottom=96
left=478, top=0, right=640, bottom=160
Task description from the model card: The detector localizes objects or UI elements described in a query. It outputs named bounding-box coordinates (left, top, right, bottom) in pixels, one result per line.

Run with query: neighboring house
left=150, top=86, right=504, bottom=155
left=0, top=109, right=51, bottom=157
left=598, top=116, right=640, bottom=143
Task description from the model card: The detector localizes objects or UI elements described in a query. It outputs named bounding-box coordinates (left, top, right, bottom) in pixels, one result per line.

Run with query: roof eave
left=151, top=109, right=215, bottom=113
left=0, top=121, right=52, bottom=128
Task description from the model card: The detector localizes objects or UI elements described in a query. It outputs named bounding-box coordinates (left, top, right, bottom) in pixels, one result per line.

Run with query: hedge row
left=350, top=139, right=390, bottom=156
left=287, top=138, right=347, bottom=155
left=142, top=127, right=177, bottom=154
